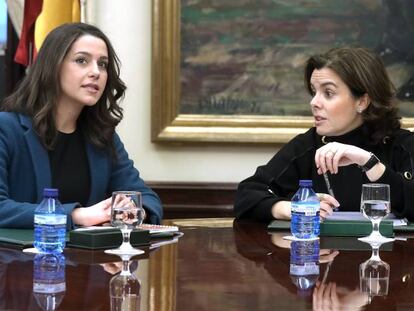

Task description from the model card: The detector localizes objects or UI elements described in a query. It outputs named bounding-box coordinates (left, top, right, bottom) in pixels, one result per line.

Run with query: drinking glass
left=359, top=241, right=390, bottom=304
left=105, top=191, right=146, bottom=255
left=359, top=183, right=394, bottom=243
left=109, top=254, right=141, bottom=311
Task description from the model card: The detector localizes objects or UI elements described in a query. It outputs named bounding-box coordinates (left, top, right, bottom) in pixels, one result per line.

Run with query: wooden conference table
left=0, top=218, right=413, bottom=310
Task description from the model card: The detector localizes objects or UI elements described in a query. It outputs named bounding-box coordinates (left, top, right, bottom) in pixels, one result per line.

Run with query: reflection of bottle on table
left=290, top=240, right=320, bottom=297
left=33, top=253, right=66, bottom=311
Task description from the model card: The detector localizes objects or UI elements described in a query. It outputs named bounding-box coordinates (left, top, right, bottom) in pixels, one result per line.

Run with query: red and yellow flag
left=14, top=0, right=80, bottom=66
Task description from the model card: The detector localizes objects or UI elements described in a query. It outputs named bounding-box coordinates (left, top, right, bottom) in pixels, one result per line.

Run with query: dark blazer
left=234, top=125, right=414, bottom=222
left=0, top=112, right=162, bottom=228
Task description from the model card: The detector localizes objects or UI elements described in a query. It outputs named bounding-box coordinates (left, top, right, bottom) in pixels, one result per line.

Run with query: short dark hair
left=304, top=46, right=400, bottom=144
left=2, top=22, right=126, bottom=153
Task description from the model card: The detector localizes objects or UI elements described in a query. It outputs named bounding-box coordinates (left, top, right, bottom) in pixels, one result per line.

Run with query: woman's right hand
left=71, top=197, right=112, bottom=226
left=272, top=194, right=339, bottom=221
left=317, top=193, right=340, bottom=220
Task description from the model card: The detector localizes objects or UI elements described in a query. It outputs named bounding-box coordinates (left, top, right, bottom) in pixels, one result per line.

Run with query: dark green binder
left=267, top=219, right=394, bottom=237
left=0, top=228, right=151, bottom=250
left=0, top=229, right=35, bottom=249
left=393, top=223, right=414, bottom=233
left=68, top=228, right=150, bottom=250
left=320, top=219, right=394, bottom=237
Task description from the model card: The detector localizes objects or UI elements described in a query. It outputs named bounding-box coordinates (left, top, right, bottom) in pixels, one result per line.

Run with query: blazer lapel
left=19, top=114, right=51, bottom=201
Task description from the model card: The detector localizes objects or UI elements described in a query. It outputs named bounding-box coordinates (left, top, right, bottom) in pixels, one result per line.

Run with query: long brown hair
left=304, top=46, right=401, bottom=144
left=2, top=23, right=126, bottom=153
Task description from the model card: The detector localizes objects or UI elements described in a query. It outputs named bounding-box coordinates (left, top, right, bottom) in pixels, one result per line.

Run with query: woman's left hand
left=315, top=142, right=371, bottom=175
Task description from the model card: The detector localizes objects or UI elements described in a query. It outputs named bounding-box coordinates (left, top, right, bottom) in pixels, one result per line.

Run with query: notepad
left=74, top=223, right=180, bottom=237
left=139, top=224, right=180, bottom=237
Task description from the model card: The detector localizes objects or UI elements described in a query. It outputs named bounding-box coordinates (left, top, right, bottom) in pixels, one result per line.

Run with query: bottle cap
left=43, top=188, right=59, bottom=197
left=299, top=180, right=312, bottom=187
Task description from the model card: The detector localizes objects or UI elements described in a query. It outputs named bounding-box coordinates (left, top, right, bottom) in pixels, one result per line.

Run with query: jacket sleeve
left=374, top=134, right=414, bottom=221
left=108, top=133, right=163, bottom=224
left=234, top=134, right=312, bottom=222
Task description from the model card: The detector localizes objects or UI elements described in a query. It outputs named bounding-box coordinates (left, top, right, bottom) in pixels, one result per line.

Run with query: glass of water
left=105, top=191, right=146, bottom=256
left=359, top=183, right=394, bottom=243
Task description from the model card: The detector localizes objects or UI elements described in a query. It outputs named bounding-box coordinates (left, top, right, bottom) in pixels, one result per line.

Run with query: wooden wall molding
left=147, top=181, right=237, bottom=219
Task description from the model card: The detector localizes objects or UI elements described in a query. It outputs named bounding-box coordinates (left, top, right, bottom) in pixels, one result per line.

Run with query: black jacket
left=234, top=125, right=414, bottom=222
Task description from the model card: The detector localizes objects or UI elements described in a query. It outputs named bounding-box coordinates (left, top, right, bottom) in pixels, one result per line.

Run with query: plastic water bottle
left=34, top=188, right=67, bottom=253
left=291, top=180, right=320, bottom=239
left=33, top=253, right=66, bottom=311
left=290, top=240, right=320, bottom=296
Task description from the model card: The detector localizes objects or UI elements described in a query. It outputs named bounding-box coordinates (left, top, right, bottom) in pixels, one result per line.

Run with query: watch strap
left=359, top=153, right=380, bottom=172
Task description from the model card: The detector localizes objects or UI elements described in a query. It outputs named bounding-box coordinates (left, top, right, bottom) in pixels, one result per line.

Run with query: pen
left=323, top=172, right=338, bottom=211
left=321, top=260, right=333, bottom=285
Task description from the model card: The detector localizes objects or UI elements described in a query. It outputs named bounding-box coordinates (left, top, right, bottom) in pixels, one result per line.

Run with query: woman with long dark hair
left=0, top=23, right=162, bottom=228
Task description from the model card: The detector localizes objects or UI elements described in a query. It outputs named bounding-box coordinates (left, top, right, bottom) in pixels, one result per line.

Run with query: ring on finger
left=326, top=150, right=335, bottom=157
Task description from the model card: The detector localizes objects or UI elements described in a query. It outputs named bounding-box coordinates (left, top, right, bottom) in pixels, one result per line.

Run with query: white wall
left=87, top=0, right=278, bottom=183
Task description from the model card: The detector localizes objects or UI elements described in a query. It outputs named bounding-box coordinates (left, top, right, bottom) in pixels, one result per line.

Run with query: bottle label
left=33, top=282, right=66, bottom=294
left=291, top=202, right=319, bottom=216
left=34, top=214, right=67, bottom=225
left=290, top=264, right=319, bottom=275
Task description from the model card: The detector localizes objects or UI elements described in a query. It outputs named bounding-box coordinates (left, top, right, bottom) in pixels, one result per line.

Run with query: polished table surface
left=1, top=218, right=414, bottom=310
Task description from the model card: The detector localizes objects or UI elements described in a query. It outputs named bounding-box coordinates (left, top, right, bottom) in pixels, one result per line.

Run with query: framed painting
left=152, top=0, right=414, bottom=144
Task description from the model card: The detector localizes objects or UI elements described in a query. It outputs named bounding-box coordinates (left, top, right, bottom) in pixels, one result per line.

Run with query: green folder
left=267, top=219, right=394, bottom=237
left=0, top=228, right=150, bottom=250
left=0, top=229, right=36, bottom=249
left=392, top=223, right=414, bottom=233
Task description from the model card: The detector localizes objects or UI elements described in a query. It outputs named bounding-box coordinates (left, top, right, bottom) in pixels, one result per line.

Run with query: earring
left=357, top=108, right=363, bottom=113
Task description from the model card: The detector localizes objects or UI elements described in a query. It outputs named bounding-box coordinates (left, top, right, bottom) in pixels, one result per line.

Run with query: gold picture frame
left=151, top=0, right=414, bottom=144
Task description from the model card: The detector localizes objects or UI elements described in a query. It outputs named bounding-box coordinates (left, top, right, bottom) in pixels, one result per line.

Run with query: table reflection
left=359, top=240, right=390, bottom=304
left=233, top=221, right=379, bottom=310
left=33, top=253, right=66, bottom=311
left=108, top=254, right=141, bottom=311
left=0, top=220, right=414, bottom=310
left=289, top=240, right=320, bottom=296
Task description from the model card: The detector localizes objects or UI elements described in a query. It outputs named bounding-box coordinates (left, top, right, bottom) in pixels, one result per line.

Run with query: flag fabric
left=34, top=0, right=80, bottom=50
left=14, top=0, right=80, bottom=66
left=13, top=0, right=42, bottom=66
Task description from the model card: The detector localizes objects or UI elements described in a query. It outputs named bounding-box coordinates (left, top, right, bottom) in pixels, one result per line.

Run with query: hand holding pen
left=317, top=192, right=340, bottom=220
left=323, top=172, right=339, bottom=212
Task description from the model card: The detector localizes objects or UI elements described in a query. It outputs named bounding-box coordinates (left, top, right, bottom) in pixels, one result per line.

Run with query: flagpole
left=80, top=0, right=87, bottom=23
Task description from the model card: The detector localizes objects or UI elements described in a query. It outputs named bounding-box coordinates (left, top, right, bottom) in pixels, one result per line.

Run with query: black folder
left=67, top=228, right=150, bottom=250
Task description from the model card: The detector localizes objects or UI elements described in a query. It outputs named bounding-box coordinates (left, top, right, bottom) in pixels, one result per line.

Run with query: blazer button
left=403, top=171, right=413, bottom=180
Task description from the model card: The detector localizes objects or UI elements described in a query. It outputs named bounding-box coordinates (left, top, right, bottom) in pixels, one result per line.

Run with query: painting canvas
left=180, top=0, right=414, bottom=116
left=152, top=0, right=414, bottom=144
